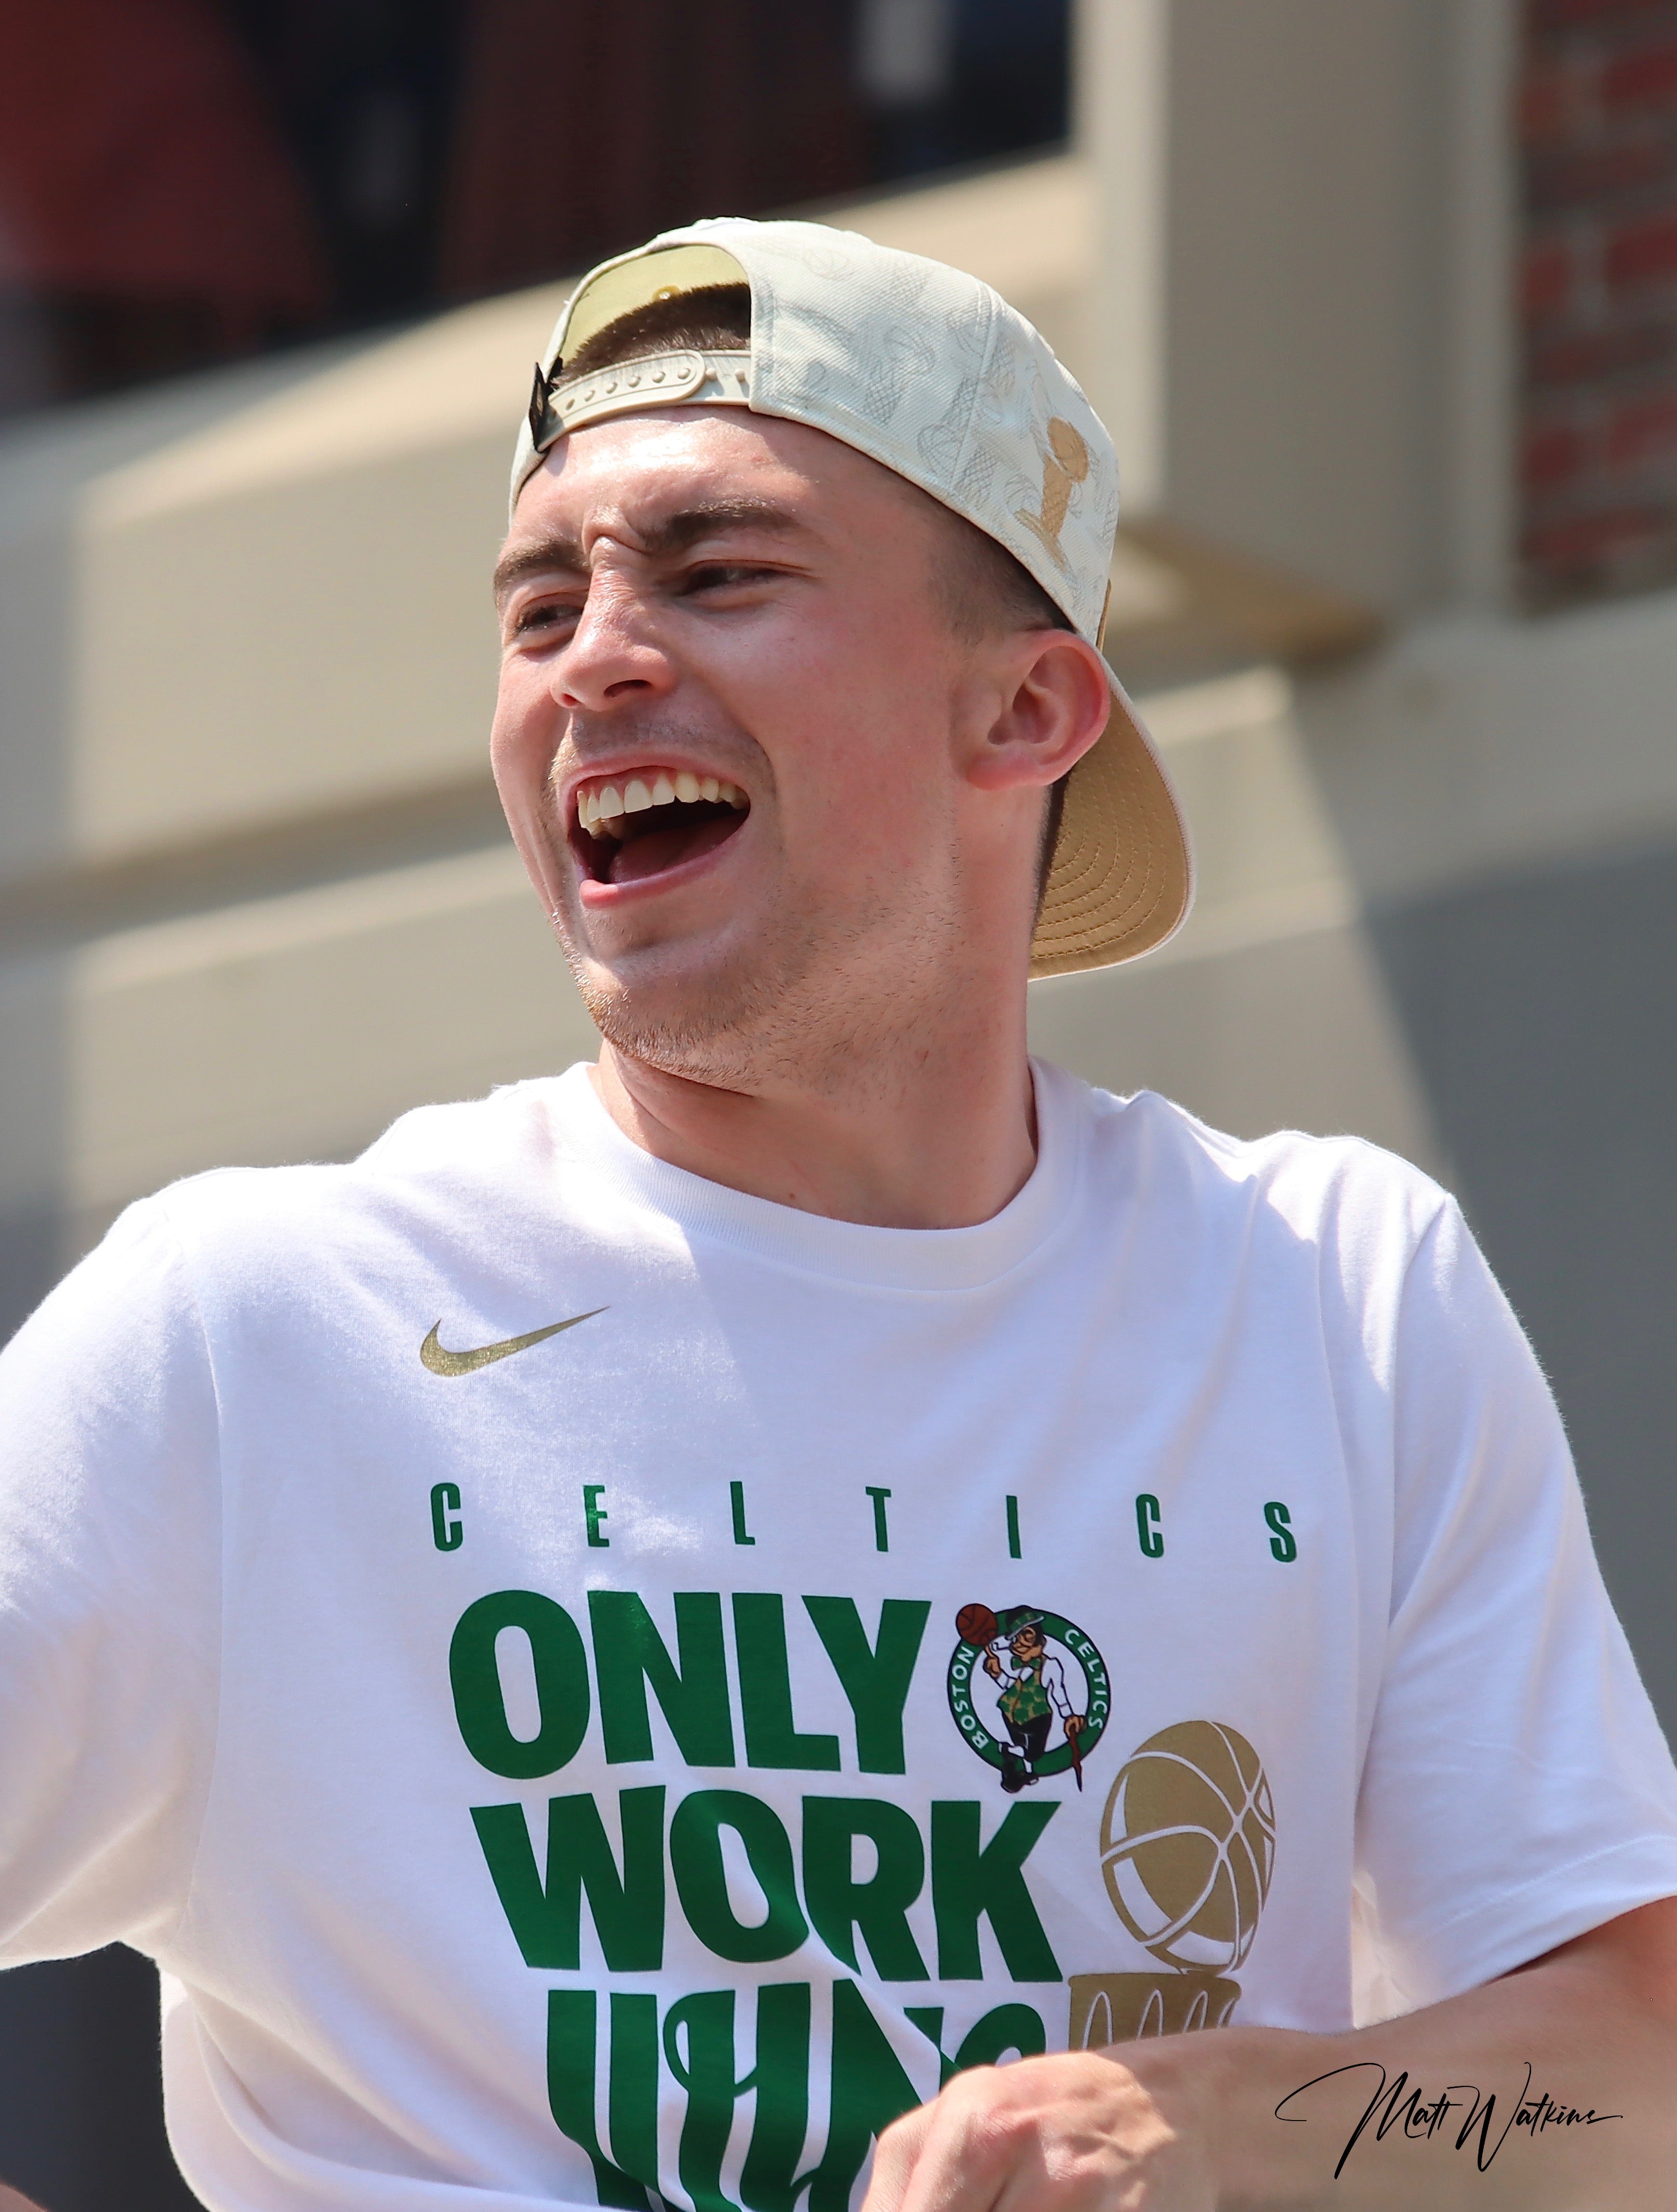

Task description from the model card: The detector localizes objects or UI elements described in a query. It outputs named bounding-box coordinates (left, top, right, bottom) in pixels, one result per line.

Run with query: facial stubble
left=543, top=742, right=968, bottom=1103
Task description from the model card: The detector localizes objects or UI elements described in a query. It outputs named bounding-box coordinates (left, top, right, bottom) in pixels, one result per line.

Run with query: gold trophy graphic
left=1070, top=1720, right=1274, bottom=2046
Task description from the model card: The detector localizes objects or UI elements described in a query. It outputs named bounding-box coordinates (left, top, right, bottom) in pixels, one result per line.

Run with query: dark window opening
left=0, top=0, right=1069, bottom=422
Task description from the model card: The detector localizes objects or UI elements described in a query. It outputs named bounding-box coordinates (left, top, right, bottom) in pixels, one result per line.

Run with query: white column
left=1075, top=0, right=1170, bottom=514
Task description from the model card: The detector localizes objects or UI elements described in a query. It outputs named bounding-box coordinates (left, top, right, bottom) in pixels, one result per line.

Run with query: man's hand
left=0, top=2186, right=49, bottom=2212
left=861, top=1900, right=1677, bottom=2212
left=863, top=2049, right=1217, bottom=2212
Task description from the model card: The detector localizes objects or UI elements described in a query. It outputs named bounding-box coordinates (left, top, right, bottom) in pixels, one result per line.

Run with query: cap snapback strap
left=528, top=348, right=754, bottom=454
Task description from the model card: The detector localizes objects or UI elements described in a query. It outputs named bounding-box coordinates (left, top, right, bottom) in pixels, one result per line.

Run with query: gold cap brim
left=1029, top=663, right=1194, bottom=979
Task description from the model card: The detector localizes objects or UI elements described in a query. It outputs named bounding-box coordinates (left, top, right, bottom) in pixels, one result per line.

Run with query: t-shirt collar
left=541, top=1057, right=1087, bottom=1292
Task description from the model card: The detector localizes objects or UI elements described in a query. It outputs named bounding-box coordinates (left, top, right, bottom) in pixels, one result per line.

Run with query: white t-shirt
left=3, top=1060, right=1675, bottom=2212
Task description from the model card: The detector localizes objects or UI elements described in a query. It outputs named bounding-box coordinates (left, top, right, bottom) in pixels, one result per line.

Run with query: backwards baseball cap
left=510, top=217, right=1193, bottom=977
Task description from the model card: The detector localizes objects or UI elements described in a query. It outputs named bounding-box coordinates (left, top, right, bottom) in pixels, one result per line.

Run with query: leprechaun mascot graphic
left=948, top=1601, right=1109, bottom=1792
left=982, top=1605, right=1085, bottom=1792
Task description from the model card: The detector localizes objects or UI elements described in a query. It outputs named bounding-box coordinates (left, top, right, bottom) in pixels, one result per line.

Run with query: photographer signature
left=1275, top=2060, right=1622, bottom=2178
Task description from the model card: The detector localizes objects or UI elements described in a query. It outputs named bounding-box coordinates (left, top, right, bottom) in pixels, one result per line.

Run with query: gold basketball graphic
left=1098, top=1721, right=1274, bottom=1973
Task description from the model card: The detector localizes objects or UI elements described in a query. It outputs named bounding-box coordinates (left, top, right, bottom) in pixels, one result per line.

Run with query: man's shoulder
left=5, top=1075, right=601, bottom=1413
left=1065, top=1068, right=1455, bottom=1257
left=146, top=1074, right=577, bottom=1270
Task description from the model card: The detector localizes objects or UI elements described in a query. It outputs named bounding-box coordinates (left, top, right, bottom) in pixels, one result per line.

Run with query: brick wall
left=1521, top=0, right=1677, bottom=606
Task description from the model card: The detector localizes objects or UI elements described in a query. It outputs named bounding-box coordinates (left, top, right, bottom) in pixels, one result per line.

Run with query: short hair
left=563, top=282, right=1075, bottom=899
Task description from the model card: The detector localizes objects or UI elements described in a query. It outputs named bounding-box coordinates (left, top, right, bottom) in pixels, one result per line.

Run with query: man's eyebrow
left=492, top=532, right=585, bottom=601
left=493, top=498, right=806, bottom=600
left=636, top=498, right=805, bottom=556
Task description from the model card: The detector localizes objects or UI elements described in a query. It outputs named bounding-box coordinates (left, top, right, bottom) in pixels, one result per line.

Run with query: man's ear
left=962, top=630, right=1110, bottom=794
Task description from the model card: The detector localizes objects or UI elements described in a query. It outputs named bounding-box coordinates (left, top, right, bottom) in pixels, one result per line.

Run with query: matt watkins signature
left=1275, top=2061, right=1622, bottom=2178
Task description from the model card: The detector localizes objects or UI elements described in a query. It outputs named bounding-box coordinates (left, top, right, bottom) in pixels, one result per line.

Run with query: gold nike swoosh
left=419, top=1307, right=607, bottom=1377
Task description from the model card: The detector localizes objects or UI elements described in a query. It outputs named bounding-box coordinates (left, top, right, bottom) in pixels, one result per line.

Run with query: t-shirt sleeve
left=0, top=1198, right=222, bottom=1964
left=1353, top=1194, right=1677, bottom=2013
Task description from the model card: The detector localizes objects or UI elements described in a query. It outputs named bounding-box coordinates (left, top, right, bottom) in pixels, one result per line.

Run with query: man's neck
left=589, top=1020, right=1039, bottom=1231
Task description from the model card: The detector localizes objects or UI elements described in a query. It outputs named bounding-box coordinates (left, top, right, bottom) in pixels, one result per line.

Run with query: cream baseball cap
left=510, top=217, right=1193, bottom=978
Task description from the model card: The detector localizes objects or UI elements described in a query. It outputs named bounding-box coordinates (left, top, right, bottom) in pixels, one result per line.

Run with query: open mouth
left=571, top=768, right=750, bottom=887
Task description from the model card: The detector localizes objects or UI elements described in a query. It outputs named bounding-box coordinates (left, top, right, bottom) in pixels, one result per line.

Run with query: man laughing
left=3, top=218, right=1677, bottom=2212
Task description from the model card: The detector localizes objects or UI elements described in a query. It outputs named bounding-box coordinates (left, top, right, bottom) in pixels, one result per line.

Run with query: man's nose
left=552, top=575, right=676, bottom=713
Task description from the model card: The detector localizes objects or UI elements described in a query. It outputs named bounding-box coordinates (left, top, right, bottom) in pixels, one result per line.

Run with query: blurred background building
left=1, top=1, right=1675, bottom=2204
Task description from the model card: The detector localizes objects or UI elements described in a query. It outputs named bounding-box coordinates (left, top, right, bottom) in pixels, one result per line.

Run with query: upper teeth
left=578, top=772, right=747, bottom=834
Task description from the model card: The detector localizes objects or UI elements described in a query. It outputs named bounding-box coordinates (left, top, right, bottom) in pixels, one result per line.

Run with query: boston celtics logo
left=948, top=1602, right=1111, bottom=1794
